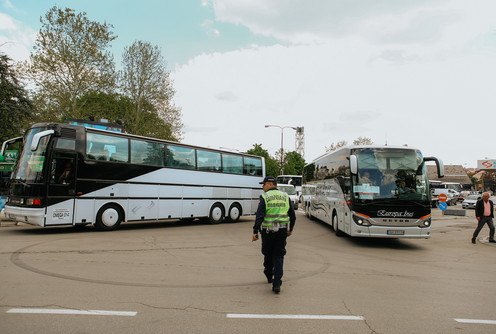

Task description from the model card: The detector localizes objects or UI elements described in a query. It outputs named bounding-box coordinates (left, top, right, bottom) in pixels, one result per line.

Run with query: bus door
left=46, top=153, right=77, bottom=225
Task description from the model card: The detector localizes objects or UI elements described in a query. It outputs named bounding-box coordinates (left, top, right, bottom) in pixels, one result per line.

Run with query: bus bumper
left=357, top=226, right=431, bottom=238
left=4, top=205, right=45, bottom=227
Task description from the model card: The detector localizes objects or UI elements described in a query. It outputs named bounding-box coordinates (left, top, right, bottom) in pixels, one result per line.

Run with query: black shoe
left=272, top=285, right=280, bottom=294
left=472, top=238, right=476, bottom=244
left=489, top=239, right=496, bottom=243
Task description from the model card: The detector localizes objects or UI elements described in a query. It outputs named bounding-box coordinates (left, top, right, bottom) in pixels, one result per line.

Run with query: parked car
left=462, top=194, right=481, bottom=209
left=277, top=184, right=299, bottom=210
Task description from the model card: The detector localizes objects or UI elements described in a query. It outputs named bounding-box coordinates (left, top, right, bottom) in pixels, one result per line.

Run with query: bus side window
left=51, top=158, right=74, bottom=184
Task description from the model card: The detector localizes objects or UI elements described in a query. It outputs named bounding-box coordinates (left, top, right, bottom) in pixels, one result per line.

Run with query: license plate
left=387, top=230, right=405, bottom=235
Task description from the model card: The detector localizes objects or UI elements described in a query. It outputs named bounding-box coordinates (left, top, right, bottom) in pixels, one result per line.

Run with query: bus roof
left=29, top=122, right=262, bottom=159
left=309, top=145, right=421, bottom=164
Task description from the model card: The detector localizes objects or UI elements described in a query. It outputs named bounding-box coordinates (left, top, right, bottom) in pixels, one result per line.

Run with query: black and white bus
left=5, top=122, right=265, bottom=230
left=303, top=145, right=444, bottom=238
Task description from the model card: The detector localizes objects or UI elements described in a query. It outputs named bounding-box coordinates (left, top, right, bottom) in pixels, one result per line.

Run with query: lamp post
left=265, top=125, right=297, bottom=175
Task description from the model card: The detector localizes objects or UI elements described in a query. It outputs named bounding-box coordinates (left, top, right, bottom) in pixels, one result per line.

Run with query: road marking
left=455, top=318, right=496, bottom=325
left=7, top=308, right=137, bottom=316
left=227, top=314, right=364, bottom=320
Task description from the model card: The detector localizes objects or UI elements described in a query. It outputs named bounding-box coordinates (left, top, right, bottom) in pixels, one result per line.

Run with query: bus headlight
left=417, top=215, right=431, bottom=228
left=353, top=212, right=372, bottom=226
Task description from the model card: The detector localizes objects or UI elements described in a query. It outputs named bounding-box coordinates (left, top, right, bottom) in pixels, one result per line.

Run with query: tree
left=120, top=41, right=182, bottom=140
left=246, top=144, right=279, bottom=177
left=76, top=91, right=134, bottom=123
left=283, top=151, right=306, bottom=175
left=76, top=91, right=175, bottom=139
left=326, top=137, right=374, bottom=151
left=353, top=137, right=374, bottom=145
left=325, top=140, right=347, bottom=152
left=0, top=53, right=34, bottom=141
left=482, top=170, right=496, bottom=192
left=23, top=6, right=116, bottom=120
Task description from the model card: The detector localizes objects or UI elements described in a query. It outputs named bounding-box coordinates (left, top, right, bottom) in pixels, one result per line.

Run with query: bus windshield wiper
left=15, top=179, right=31, bottom=188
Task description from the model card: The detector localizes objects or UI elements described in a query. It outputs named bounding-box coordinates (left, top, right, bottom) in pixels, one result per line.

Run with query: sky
left=1, top=0, right=496, bottom=168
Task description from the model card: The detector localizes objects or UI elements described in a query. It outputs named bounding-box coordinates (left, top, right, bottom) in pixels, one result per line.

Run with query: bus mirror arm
left=30, top=130, right=55, bottom=151
left=423, top=157, right=444, bottom=178
left=1, top=136, right=23, bottom=156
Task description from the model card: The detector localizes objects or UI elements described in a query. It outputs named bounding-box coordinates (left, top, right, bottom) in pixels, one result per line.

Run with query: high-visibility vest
left=262, top=189, right=290, bottom=229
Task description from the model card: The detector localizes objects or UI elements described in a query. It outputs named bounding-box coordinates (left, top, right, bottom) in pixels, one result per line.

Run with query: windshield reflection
left=12, top=128, right=50, bottom=183
left=352, top=148, right=429, bottom=202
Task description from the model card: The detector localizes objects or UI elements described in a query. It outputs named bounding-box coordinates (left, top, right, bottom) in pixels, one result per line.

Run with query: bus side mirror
left=30, top=130, right=55, bottom=151
left=350, top=155, right=358, bottom=175
left=423, top=156, right=444, bottom=178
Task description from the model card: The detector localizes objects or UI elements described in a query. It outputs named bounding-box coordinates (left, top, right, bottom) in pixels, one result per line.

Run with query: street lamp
left=265, top=124, right=297, bottom=175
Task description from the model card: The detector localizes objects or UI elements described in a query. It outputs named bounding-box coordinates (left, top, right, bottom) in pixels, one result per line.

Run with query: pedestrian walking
left=472, top=192, right=495, bottom=244
left=252, top=176, right=296, bottom=294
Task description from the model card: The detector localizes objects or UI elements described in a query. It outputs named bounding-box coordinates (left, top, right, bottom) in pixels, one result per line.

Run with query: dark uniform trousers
left=261, top=229, right=287, bottom=287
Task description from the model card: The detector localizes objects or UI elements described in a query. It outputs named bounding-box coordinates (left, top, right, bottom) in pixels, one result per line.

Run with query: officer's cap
left=259, top=176, right=277, bottom=184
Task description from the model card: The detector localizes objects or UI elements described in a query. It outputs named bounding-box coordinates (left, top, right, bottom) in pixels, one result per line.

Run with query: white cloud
left=0, top=12, right=36, bottom=61
left=173, top=1, right=496, bottom=166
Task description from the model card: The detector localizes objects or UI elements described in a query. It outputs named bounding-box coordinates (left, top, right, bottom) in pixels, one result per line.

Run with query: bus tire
left=226, top=203, right=242, bottom=223
left=306, top=204, right=314, bottom=220
left=95, top=204, right=123, bottom=231
left=333, top=213, right=344, bottom=237
left=208, top=203, right=225, bottom=224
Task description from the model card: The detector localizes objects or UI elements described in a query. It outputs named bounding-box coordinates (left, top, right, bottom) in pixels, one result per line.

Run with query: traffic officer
left=252, top=176, right=296, bottom=294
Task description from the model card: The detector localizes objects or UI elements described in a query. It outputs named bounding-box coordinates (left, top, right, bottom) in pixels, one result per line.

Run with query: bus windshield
left=12, top=127, right=50, bottom=183
left=277, top=176, right=302, bottom=187
left=352, top=147, right=429, bottom=202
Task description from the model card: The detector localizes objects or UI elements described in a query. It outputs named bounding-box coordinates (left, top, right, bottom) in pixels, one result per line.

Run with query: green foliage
left=246, top=144, right=279, bottom=177
left=120, top=41, right=183, bottom=140
left=16, top=6, right=183, bottom=142
left=283, top=151, right=305, bottom=175
left=76, top=91, right=176, bottom=140
left=0, top=54, right=34, bottom=141
left=246, top=144, right=306, bottom=177
left=24, top=6, right=116, bottom=119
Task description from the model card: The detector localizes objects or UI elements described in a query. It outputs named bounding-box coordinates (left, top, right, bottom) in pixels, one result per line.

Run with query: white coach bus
left=303, top=145, right=444, bottom=238
left=5, top=122, right=265, bottom=231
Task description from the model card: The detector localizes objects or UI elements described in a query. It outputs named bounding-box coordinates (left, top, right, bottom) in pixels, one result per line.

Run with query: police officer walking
left=252, top=176, right=296, bottom=294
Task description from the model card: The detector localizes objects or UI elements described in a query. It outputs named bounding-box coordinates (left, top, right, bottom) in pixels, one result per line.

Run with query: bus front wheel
left=332, top=214, right=344, bottom=237
left=208, top=203, right=225, bottom=224
left=95, top=204, right=123, bottom=231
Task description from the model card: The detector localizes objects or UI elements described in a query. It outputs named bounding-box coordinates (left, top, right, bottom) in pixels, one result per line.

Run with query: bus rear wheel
left=95, top=204, right=123, bottom=231
left=226, top=204, right=241, bottom=223
left=208, top=203, right=225, bottom=224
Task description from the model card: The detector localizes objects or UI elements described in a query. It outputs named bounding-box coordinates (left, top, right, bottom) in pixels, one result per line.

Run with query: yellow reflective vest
left=262, top=189, right=290, bottom=229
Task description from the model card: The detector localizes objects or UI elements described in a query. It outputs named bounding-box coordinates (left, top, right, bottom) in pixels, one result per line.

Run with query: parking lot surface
left=1, top=208, right=495, bottom=333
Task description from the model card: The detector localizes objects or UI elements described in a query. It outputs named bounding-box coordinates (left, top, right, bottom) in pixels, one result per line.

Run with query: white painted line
left=454, top=318, right=496, bottom=325
left=227, top=314, right=364, bottom=320
left=7, top=308, right=137, bottom=316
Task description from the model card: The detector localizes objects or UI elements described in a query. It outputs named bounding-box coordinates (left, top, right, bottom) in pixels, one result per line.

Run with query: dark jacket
left=475, top=199, right=494, bottom=218
left=253, top=187, right=296, bottom=234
